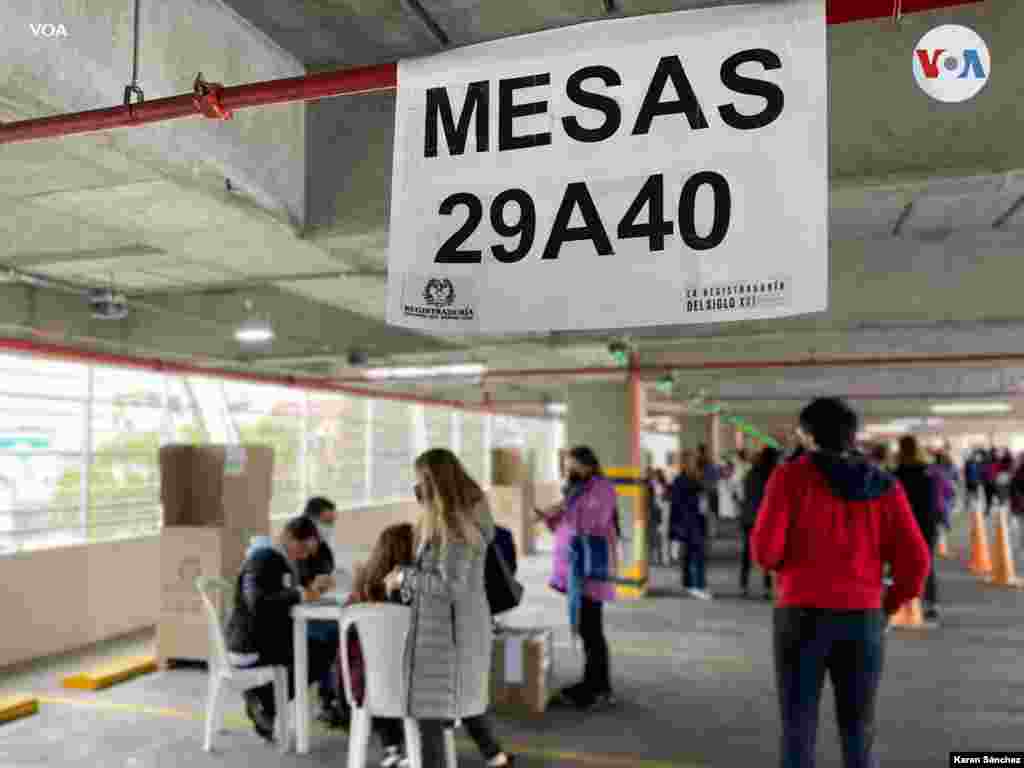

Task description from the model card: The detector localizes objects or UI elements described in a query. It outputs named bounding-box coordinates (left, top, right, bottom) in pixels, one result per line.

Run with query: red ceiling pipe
left=0, top=335, right=520, bottom=415
left=826, top=0, right=981, bottom=24
left=0, top=63, right=397, bottom=145
left=0, top=1, right=980, bottom=145
left=474, top=352, right=1024, bottom=380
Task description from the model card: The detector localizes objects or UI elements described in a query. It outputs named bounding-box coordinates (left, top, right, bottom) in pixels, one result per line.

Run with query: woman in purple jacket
left=535, top=445, right=618, bottom=711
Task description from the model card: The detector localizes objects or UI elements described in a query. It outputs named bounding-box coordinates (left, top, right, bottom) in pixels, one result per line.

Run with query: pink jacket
left=546, top=475, right=619, bottom=602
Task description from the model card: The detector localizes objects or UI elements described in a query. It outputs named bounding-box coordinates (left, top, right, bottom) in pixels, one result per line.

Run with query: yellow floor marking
left=62, top=656, right=158, bottom=691
left=0, top=695, right=39, bottom=723
left=33, top=693, right=704, bottom=766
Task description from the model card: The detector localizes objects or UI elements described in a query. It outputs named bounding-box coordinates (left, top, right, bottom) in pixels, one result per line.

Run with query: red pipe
left=0, top=64, right=397, bottom=144
left=471, top=353, right=1024, bottom=380
left=0, top=1, right=980, bottom=145
left=0, top=335, right=509, bottom=414
left=826, top=0, right=981, bottom=24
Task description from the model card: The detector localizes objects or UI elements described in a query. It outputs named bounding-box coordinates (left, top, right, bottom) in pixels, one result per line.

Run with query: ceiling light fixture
left=930, top=402, right=1012, bottom=415
left=864, top=422, right=910, bottom=435
left=235, top=299, right=274, bottom=344
left=545, top=402, right=567, bottom=416
left=363, top=363, right=486, bottom=380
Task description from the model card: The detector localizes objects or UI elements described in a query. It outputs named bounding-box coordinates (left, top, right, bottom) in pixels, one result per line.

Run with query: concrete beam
left=1, top=0, right=307, bottom=226
left=709, top=366, right=1024, bottom=402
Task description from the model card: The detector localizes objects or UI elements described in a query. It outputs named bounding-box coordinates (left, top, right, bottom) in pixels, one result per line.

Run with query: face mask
left=316, top=521, right=334, bottom=541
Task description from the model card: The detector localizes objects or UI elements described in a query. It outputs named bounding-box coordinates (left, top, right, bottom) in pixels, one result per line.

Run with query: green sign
left=0, top=436, right=50, bottom=451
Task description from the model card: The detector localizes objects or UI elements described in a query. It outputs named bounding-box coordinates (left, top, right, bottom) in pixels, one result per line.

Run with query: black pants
left=985, top=484, right=997, bottom=516
left=464, top=713, right=503, bottom=760
left=565, top=596, right=611, bottom=705
left=378, top=713, right=502, bottom=760
left=417, top=719, right=449, bottom=768
left=648, top=523, right=664, bottom=565
left=741, top=525, right=771, bottom=592
left=375, top=717, right=405, bottom=750
left=774, top=607, right=885, bottom=768
left=922, top=527, right=938, bottom=606
left=250, top=635, right=336, bottom=717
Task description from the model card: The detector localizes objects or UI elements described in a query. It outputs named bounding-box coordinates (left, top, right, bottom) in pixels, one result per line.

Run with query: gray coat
left=398, top=497, right=495, bottom=720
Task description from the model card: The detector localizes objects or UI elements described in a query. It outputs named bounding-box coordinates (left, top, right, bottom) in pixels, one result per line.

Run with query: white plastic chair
left=339, top=604, right=457, bottom=768
left=196, top=576, right=290, bottom=754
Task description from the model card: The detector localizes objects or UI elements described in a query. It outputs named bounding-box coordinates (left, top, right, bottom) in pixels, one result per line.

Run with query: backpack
left=485, top=526, right=522, bottom=616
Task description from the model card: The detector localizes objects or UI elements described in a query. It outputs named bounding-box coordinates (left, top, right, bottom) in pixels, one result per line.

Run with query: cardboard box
left=491, top=448, right=525, bottom=486
left=157, top=526, right=257, bottom=663
left=159, top=444, right=274, bottom=529
left=489, top=628, right=554, bottom=717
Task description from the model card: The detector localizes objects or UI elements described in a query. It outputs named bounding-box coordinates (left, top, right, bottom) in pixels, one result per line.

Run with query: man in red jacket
left=752, top=398, right=929, bottom=768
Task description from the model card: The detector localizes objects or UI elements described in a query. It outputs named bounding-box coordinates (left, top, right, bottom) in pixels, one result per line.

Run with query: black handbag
left=485, top=537, right=524, bottom=616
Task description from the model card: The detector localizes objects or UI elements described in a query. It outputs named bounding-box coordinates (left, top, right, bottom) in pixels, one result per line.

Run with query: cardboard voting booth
left=489, top=628, right=554, bottom=717
left=157, top=445, right=274, bottom=665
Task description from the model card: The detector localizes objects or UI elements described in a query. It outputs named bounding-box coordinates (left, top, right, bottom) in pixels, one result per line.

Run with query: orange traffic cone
left=936, top=529, right=950, bottom=559
left=986, top=507, right=1023, bottom=589
left=889, top=598, right=933, bottom=630
left=968, top=503, right=993, bottom=576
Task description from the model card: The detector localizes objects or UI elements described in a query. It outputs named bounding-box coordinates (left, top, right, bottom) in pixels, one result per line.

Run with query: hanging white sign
left=386, top=0, right=827, bottom=335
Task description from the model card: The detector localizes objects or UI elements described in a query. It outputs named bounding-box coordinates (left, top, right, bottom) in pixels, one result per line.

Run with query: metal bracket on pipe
left=192, top=73, right=232, bottom=120
left=123, top=84, right=144, bottom=120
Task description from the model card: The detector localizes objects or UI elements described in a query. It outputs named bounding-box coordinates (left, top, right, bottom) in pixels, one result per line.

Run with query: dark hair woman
left=740, top=446, right=780, bottom=599
left=536, top=445, right=619, bottom=712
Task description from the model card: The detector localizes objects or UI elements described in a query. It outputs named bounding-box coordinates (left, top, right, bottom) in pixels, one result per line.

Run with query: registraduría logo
left=913, top=25, right=990, bottom=103
left=402, top=275, right=476, bottom=322
left=422, top=278, right=456, bottom=308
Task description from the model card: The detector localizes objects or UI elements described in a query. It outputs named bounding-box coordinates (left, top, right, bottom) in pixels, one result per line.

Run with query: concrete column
left=567, top=360, right=647, bottom=597
left=677, top=414, right=702, bottom=456
left=707, top=412, right=722, bottom=462
left=734, top=426, right=745, bottom=452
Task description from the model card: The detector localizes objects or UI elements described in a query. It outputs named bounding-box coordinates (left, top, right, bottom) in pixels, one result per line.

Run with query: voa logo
left=30, top=23, right=69, bottom=38
left=913, top=25, right=990, bottom=103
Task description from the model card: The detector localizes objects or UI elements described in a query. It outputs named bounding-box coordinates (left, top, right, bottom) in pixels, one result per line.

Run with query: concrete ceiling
left=2, top=0, right=1024, bottom=430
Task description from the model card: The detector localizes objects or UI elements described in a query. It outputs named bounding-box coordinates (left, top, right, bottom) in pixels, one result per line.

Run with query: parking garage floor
left=2, top=512, right=1023, bottom=768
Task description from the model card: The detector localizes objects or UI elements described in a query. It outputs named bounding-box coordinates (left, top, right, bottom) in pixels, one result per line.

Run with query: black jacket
left=741, top=466, right=774, bottom=528
left=297, top=536, right=335, bottom=588
left=894, top=463, right=939, bottom=538
left=225, top=547, right=301, bottom=663
left=646, top=481, right=663, bottom=528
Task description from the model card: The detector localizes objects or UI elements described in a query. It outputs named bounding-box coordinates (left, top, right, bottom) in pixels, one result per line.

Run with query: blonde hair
left=413, top=448, right=485, bottom=553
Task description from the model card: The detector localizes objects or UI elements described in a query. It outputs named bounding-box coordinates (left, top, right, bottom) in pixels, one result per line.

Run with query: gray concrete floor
left=2, top=507, right=1023, bottom=767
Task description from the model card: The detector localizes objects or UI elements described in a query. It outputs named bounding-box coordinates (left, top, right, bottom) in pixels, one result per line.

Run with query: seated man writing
left=298, top=496, right=346, bottom=727
left=225, top=516, right=337, bottom=742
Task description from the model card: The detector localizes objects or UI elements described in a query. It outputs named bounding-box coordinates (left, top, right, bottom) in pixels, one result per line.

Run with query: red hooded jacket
left=752, top=453, right=930, bottom=613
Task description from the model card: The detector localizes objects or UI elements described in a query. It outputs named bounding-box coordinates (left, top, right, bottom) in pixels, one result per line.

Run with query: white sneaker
left=381, top=747, right=405, bottom=768
left=694, top=589, right=713, bottom=601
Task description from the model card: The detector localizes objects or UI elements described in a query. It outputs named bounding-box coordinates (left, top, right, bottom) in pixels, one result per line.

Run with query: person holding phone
left=299, top=497, right=345, bottom=727
left=536, top=445, right=618, bottom=712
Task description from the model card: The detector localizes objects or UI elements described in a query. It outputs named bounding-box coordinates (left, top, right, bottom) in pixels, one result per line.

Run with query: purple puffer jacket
left=546, top=475, right=619, bottom=602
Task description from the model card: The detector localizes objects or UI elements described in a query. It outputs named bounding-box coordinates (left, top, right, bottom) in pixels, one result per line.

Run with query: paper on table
left=504, top=633, right=525, bottom=685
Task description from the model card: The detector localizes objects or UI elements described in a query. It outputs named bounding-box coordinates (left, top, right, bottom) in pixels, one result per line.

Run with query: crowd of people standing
left=219, top=412, right=1023, bottom=768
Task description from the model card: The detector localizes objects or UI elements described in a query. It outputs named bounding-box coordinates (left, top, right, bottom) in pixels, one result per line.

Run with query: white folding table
left=290, top=590, right=349, bottom=755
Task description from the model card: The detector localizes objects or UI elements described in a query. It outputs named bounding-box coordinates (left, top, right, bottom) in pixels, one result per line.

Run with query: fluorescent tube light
left=864, top=423, right=909, bottom=435
left=363, top=363, right=486, bottom=380
left=235, top=318, right=274, bottom=344
left=545, top=402, right=567, bottom=416
left=930, top=402, right=1012, bottom=415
